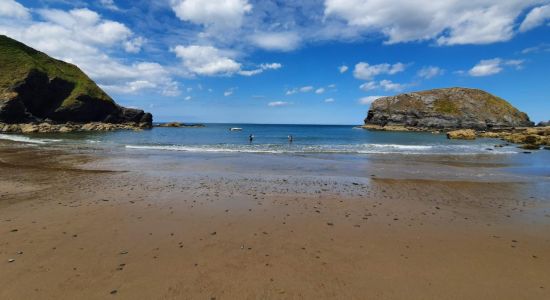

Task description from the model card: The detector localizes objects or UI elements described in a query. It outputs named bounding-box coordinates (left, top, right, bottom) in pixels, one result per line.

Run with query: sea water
left=0, top=123, right=537, bottom=155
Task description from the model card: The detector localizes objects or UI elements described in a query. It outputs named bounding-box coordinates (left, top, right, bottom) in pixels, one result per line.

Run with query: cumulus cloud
left=324, top=98, right=335, bottom=103
left=0, top=0, right=29, bottom=19
left=268, top=101, right=290, bottom=107
left=359, top=96, right=384, bottom=105
left=339, top=65, right=349, bottom=73
left=519, top=5, right=550, bottom=32
left=172, top=45, right=282, bottom=77
left=94, top=62, right=180, bottom=96
left=172, top=45, right=241, bottom=76
left=315, top=88, right=325, bottom=94
left=353, top=62, right=406, bottom=80
left=468, top=58, right=524, bottom=77
left=250, top=31, right=301, bottom=51
left=170, top=0, right=252, bottom=29
left=417, top=66, right=444, bottom=79
left=324, top=0, right=547, bottom=45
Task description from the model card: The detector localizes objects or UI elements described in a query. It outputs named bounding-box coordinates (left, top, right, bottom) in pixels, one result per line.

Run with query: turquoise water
left=0, top=123, right=535, bottom=155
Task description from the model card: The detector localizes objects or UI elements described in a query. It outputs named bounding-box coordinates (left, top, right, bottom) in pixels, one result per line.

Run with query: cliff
left=364, top=88, right=533, bottom=130
left=0, top=35, right=152, bottom=126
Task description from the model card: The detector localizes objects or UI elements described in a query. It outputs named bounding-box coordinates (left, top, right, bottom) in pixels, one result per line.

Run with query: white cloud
left=286, top=89, right=298, bottom=95
left=468, top=58, right=523, bottom=77
left=315, top=88, right=325, bottom=94
left=170, top=0, right=252, bottom=29
left=324, top=98, right=335, bottom=103
left=99, top=0, right=120, bottom=11
left=268, top=101, right=290, bottom=107
left=417, top=66, right=444, bottom=79
left=521, top=43, right=550, bottom=54
left=124, top=37, right=145, bottom=53
left=95, top=62, right=180, bottom=96
left=224, top=88, right=236, bottom=96
left=519, top=5, right=550, bottom=32
left=379, top=80, right=405, bottom=92
left=172, top=45, right=241, bottom=76
left=172, top=45, right=281, bottom=77
left=360, top=80, right=407, bottom=92
left=184, top=96, right=192, bottom=101
left=250, top=32, right=301, bottom=51
left=324, top=0, right=545, bottom=45
left=238, top=62, right=282, bottom=76
left=339, top=65, right=349, bottom=73
left=359, top=96, right=384, bottom=105
left=353, top=62, right=406, bottom=80
left=300, top=86, right=314, bottom=92
left=359, top=81, right=377, bottom=91
left=0, top=0, right=29, bottom=19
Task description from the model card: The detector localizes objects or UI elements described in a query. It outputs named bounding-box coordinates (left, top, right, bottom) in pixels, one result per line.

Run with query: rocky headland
left=363, top=87, right=533, bottom=130
left=0, top=35, right=152, bottom=132
left=362, top=87, right=548, bottom=149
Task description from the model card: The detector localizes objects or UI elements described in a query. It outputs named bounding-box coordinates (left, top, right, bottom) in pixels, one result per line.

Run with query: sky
left=0, top=0, right=549, bottom=124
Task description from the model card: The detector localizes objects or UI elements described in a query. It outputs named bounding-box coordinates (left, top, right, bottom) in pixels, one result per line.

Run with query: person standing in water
left=288, top=135, right=293, bottom=143
left=249, top=134, right=254, bottom=143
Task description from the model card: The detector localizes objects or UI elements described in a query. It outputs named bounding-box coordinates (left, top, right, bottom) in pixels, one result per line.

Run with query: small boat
left=229, top=127, right=243, bottom=131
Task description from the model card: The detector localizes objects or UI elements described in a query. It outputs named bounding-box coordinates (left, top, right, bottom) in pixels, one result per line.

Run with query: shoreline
left=1, top=141, right=550, bottom=299
left=361, top=124, right=550, bottom=149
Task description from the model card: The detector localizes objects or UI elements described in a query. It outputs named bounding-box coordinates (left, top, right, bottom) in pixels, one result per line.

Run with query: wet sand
left=1, top=142, right=550, bottom=299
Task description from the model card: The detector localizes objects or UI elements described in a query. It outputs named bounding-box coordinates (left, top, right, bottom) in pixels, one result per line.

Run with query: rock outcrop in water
left=0, top=35, right=152, bottom=128
left=364, top=88, right=533, bottom=130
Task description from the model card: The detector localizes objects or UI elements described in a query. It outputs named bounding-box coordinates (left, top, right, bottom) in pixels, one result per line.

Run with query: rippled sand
left=1, top=142, right=550, bottom=299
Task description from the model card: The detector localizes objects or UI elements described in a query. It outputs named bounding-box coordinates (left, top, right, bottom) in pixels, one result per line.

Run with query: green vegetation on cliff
left=0, top=35, right=151, bottom=125
left=0, top=35, right=113, bottom=108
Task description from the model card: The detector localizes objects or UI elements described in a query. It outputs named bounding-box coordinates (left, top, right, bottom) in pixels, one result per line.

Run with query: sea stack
left=364, top=87, right=533, bottom=130
left=0, top=35, right=152, bottom=126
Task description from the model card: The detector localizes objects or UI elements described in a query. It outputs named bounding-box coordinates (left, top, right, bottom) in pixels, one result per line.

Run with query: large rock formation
left=364, top=88, right=533, bottom=130
left=0, top=35, right=152, bottom=126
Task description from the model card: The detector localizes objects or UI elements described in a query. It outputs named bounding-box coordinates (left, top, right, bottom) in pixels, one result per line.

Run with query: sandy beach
left=0, top=141, right=549, bottom=299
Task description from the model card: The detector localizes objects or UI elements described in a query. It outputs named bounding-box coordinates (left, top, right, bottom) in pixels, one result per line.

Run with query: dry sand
left=1, top=142, right=550, bottom=299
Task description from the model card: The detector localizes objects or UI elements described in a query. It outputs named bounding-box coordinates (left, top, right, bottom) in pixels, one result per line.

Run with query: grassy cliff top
left=0, top=35, right=113, bottom=108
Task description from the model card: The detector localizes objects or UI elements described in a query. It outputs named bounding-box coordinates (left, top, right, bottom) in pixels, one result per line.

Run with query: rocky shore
left=0, top=121, right=151, bottom=133
left=362, top=124, right=550, bottom=150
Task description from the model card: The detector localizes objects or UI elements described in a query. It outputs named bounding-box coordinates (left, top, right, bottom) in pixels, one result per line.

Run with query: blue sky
left=1, top=0, right=549, bottom=124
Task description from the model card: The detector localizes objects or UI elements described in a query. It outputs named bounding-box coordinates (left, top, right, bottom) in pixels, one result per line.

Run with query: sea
left=1, top=123, right=549, bottom=182
left=0, top=123, right=545, bottom=155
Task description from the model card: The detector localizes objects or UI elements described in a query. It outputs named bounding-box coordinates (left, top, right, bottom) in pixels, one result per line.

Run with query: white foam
left=0, top=134, right=60, bottom=144
left=126, top=143, right=519, bottom=155
left=366, top=144, right=433, bottom=150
